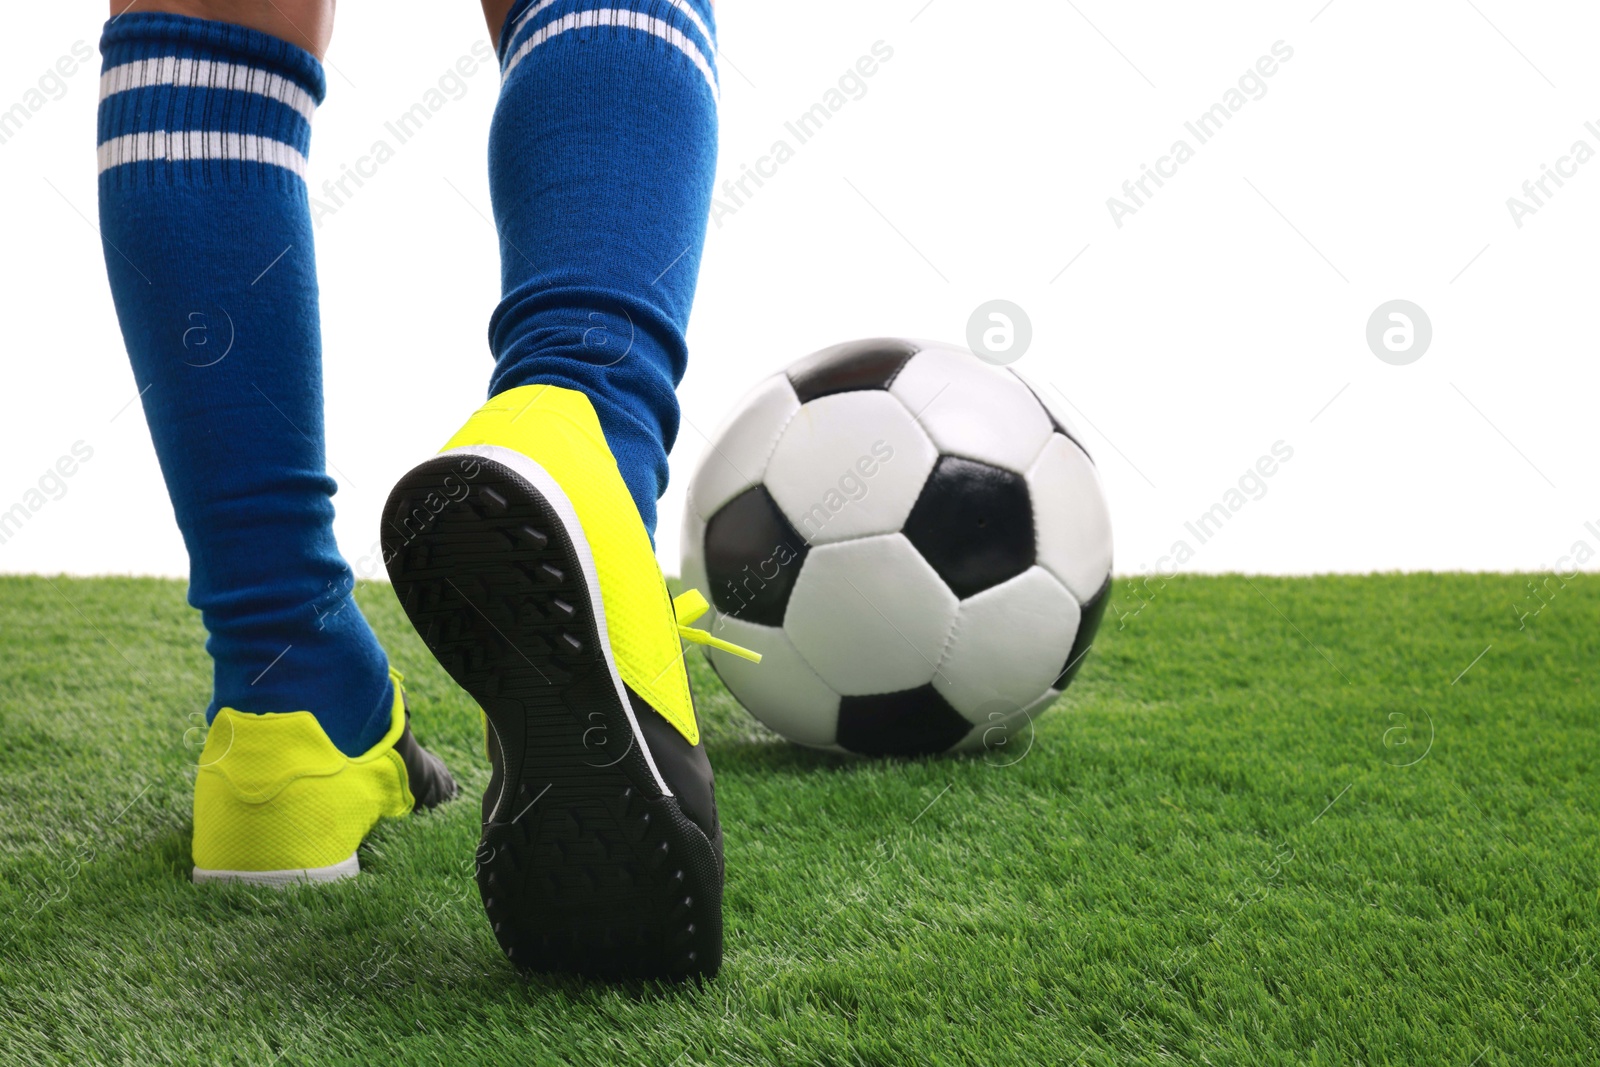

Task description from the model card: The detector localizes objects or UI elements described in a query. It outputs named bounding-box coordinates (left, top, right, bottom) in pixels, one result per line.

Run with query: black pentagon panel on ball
left=901, top=456, right=1035, bottom=599
left=1055, top=574, right=1111, bottom=690
left=786, top=338, right=922, bottom=403
left=836, top=685, right=973, bottom=757
left=703, top=485, right=809, bottom=627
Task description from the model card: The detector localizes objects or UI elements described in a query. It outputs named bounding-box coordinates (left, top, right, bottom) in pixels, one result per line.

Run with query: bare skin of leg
left=110, top=0, right=336, bottom=59
left=110, top=1, right=714, bottom=73
left=480, top=0, right=515, bottom=50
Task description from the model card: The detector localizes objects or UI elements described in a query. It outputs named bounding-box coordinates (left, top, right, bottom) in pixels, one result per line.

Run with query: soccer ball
left=679, top=338, right=1113, bottom=757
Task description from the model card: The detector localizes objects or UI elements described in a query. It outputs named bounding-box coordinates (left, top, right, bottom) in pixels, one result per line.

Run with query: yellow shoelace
left=672, top=589, right=763, bottom=663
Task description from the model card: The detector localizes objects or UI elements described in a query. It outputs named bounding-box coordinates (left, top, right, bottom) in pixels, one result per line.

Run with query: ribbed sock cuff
left=496, top=0, right=718, bottom=96
left=97, top=13, right=324, bottom=187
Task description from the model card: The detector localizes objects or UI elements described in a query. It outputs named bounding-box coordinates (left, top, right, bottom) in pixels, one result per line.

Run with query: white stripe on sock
left=664, top=0, right=715, bottom=52
left=97, top=130, right=309, bottom=178
left=502, top=8, right=718, bottom=98
left=506, top=0, right=714, bottom=58
left=504, top=0, right=562, bottom=49
left=100, top=57, right=317, bottom=123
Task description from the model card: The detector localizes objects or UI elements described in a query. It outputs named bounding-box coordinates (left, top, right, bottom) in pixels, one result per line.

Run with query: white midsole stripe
left=439, top=444, right=673, bottom=800
left=97, top=130, right=308, bottom=178
left=192, top=852, right=359, bottom=886
left=502, top=8, right=718, bottom=99
left=100, top=56, right=317, bottom=123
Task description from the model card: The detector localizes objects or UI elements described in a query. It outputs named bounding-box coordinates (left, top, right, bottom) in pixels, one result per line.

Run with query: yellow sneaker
left=191, top=669, right=457, bottom=886
left=381, top=384, right=756, bottom=980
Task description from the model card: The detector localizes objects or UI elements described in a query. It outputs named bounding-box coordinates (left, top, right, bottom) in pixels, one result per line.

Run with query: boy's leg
left=111, top=0, right=334, bottom=57
left=98, top=0, right=453, bottom=883
left=481, top=0, right=720, bottom=536
left=383, top=0, right=729, bottom=979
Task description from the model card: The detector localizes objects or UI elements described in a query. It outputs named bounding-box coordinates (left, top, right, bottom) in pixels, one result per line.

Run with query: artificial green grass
left=0, top=573, right=1595, bottom=1066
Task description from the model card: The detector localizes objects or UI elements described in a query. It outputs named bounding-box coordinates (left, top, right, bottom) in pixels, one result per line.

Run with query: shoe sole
left=382, top=446, right=722, bottom=981
left=192, top=852, right=359, bottom=886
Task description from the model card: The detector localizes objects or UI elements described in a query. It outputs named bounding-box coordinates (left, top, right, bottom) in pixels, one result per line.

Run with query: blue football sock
left=485, top=0, right=720, bottom=536
left=97, top=14, right=393, bottom=757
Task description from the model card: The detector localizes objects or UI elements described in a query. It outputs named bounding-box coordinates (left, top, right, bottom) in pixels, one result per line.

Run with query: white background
left=2, top=0, right=1597, bottom=584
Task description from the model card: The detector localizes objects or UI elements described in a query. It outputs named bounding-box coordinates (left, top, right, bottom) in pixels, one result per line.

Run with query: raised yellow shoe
left=191, top=668, right=457, bottom=886
left=380, top=384, right=756, bottom=981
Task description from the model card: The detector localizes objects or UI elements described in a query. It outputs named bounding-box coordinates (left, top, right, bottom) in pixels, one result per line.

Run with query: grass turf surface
left=0, top=573, right=1595, bottom=1066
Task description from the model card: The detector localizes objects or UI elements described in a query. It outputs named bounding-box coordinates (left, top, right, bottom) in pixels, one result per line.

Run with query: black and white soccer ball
left=679, top=338, right=1112, bottom=757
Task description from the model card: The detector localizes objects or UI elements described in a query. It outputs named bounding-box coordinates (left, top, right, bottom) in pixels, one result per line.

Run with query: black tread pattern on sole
left=382, top=454, right=722, bottom=981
